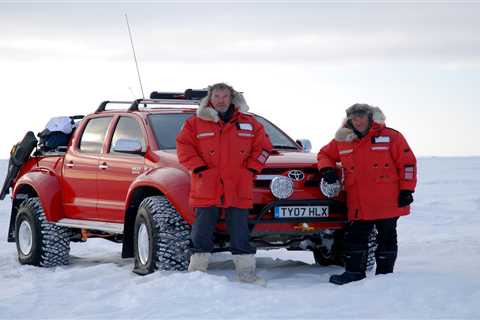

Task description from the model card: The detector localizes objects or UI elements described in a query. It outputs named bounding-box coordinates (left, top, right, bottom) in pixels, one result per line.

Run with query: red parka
left=176, top=95, right=272, bottom=209
left=317, top=107, right=417, bottom=221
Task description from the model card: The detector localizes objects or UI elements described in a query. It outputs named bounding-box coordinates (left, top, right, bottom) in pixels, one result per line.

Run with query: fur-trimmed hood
left=335, top=105, right=386, bottom=142
left=197, top=90, right=249, bottom=122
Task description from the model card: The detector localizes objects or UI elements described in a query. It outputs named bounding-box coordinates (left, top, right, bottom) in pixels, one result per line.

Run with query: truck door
left=62, top=116, right=113, bottom=220
left=97, top=116, right=146, bottom=222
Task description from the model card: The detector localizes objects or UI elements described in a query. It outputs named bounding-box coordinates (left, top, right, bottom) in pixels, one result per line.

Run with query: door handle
left=38, top=168, right=50, bottom=174
left=99, top=162, right=108, bottom=170
left=66, top=161, right=74, bottom=168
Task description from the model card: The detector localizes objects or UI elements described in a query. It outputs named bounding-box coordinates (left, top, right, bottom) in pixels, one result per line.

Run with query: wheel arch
left=9, top=172, right=64, bottom=242
left=13, top=171, right=65, bottom=222
left=121, top=167, right=194, bottom=258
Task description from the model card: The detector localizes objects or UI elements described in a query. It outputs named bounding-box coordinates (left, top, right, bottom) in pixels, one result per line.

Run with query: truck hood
left=263, top=151, right=317, bottom=168
left=158, top=150, right=318, bottom=169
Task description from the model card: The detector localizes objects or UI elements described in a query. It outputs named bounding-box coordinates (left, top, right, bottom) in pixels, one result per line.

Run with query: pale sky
left=1, top=1, right=479, bottom=157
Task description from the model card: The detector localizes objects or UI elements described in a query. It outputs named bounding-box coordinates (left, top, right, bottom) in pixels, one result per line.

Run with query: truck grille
left=254, top=167, right=320, bottom=188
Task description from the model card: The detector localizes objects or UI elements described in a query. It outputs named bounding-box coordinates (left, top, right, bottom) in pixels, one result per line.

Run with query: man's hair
left=209, top=82, right=235, bottom=96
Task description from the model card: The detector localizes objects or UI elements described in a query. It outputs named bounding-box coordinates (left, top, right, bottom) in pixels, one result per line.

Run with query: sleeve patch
left=404, top=165, right=415, bottom=180
left=257, top=149, right=270, bottom=164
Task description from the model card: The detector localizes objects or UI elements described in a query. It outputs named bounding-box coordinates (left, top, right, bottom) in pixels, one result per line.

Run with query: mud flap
left=7, top=194, right=29, bottom=242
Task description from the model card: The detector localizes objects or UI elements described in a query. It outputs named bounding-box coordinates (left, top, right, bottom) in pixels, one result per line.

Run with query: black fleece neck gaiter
left=218, top=104, right=235, bottom=123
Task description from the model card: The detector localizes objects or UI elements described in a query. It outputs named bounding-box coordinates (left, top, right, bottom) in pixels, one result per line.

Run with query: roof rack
left=128, top=98, right=200, bottom=111
left=95, top=101, right=132, bottom=113
left=95, top=88, right=208, bottom=113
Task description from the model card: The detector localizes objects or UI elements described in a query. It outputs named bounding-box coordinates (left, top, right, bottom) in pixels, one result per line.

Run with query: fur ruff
left=335, top=106, right=386, bottom=142
left=197, top=90, right=249, bottom=122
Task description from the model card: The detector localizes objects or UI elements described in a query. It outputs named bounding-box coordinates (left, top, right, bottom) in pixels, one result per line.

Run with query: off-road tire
left=15, top=197, right=72, bottom=267
left=312, top=230, right=345, bottom=267
left=133, top=196, right=191, bottom=275
left=313, top=228, right=378, bottom=271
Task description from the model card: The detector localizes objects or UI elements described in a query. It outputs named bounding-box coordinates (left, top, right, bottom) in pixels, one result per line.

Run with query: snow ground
left=0, top=157, right=479, bottom=319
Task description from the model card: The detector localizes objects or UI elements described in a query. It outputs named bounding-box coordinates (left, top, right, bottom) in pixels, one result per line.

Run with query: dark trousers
left=344, top=217, right=399, bottom=253
left=191, top=207, right=256, bottom=255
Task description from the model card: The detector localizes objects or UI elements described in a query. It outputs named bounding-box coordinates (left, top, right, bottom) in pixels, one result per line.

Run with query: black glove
left=193, top=165, right=208, bottom=174
left=248, top=168, right=258, bottom=174
left=322, top=168, right=338, bottom=184
left=398, top=190, right=414, bottom=207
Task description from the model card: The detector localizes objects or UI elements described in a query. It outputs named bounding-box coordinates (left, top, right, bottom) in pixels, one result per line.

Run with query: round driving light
left=270, top=176, right=294, bottom=199
left=320, top=178, right=342, bottom=198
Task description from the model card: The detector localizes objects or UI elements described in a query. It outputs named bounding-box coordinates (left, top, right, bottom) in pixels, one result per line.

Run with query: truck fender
left=126, top=167, right=194, bottom=224
left=13, top=169, right=64, bottom=222
left=121, top=167, right=193, bottom=259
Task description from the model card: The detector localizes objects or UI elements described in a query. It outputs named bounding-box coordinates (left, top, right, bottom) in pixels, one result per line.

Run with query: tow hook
left=294, top=223, right=315, bottom=232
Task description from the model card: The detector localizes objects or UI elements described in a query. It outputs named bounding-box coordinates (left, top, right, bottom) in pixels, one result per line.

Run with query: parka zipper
left=219, top=126, right=224, bottom=205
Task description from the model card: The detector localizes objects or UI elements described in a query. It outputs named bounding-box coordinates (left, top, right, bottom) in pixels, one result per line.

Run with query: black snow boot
left=375, top=251, right=397, bottom=275
left=329, top=250, right=367, bottom=285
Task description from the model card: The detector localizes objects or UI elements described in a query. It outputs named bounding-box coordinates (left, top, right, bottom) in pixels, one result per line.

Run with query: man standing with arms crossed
left=176, top=83, right=272, bottom=285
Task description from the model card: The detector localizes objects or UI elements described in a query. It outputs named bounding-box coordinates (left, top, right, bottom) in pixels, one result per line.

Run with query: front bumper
left=250, top=198, right=347, bottom=225
left=215, top=199, right=347, bottom=241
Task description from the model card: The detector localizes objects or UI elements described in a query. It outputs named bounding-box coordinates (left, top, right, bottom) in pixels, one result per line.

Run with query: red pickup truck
left=3, top=90, right=373, bottom=275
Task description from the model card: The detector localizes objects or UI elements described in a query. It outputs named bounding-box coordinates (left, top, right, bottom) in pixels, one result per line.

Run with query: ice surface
left=0, top=158, right=479, bottom=319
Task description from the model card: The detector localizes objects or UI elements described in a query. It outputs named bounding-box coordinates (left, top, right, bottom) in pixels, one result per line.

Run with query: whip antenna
left=125, top=14, right=145, bottom=99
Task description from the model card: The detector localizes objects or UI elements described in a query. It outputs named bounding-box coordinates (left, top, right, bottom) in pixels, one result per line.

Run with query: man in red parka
left=176, top=83, right=272, bottom=284
left=317, top=104, right=417, bottom=285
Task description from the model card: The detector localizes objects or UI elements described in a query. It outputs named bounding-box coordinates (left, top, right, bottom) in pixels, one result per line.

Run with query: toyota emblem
left=288, top=170, right=305, bottom=181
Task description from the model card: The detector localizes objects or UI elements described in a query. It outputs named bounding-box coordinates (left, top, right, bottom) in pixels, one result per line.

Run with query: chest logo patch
left=238, top=123, right=253, bottom=131
left=373, top=136, right=391, bottom=144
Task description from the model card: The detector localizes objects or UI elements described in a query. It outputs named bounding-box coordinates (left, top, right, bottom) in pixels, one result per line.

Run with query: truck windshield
left=148, top=113, right=299, bottom=150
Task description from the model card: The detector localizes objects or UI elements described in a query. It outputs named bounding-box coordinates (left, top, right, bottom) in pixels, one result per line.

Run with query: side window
left=79, top=117, right=112, bottom=153
left=110, top=117, right=146, bottom=153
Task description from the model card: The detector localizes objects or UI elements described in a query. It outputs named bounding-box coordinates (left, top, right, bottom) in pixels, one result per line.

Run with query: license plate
left=274, top=206, right=329, bottom=218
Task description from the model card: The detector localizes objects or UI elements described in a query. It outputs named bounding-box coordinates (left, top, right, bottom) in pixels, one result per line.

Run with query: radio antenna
left=125, top=14, right=145, bottom=99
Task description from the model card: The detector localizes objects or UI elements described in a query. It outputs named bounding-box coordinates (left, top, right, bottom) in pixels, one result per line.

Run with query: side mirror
left=296, top=139, right=312, bottom=153
left=113, top=139, right=143, bottom=154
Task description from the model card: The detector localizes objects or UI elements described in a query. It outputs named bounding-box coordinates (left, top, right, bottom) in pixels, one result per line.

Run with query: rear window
left=148, top=113, right=298, bottom=150
left=79, top=117, right=112, bottom=153
left=109, top=116, right=146, bottom=153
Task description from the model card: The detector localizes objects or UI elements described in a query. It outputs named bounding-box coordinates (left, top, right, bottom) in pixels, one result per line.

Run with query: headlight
left=320, top=178, right=342, bottom=198
left=270, top=176, right=294, bottom=199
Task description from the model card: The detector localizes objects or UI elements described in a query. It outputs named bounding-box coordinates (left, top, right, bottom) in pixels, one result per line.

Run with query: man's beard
left=215, top=105, right=230, bottom=113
